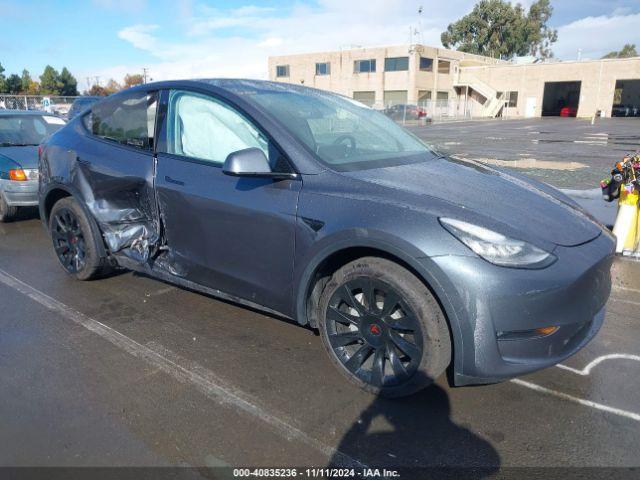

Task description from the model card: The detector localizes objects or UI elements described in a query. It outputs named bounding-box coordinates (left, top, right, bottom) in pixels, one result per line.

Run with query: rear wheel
left=318, top=257, right=451, bottom=398
left=0, top=195, right=18, bottom=222
left=49, top=197, right=108, bottom=280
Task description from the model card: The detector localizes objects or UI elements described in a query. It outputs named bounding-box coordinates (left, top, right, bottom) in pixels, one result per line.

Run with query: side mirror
left=222, top=148, right=296, bottom=179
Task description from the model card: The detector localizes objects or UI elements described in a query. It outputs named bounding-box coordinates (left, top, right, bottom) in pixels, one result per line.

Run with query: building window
left=419, top=57, right=433, bottom=72
left=353, top=91, right=376, bottom=107
left=354, top=59, right=376, bottom=73
left=315, top=62, right=330, bottom=76
left=383, top=90, right=408, bottom=107
left=497, top=91, right=518, bottom=107
left=276, top=65, right=290, bottom=77
left=384, top=57, right=409, bottom=72
left=437, top=60, right=450, bottom=74
left=418, top=90, right=432, bottom=103
left=436, top=91, right=449, bottom=105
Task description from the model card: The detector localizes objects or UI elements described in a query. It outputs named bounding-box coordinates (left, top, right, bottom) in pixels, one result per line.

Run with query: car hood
left=340, top=156, right=603, bottom=247
left=0, top=146, right=39, bottom=169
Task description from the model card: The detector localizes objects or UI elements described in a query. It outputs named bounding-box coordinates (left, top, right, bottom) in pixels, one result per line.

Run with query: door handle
left=165, top=175, right=185, bottom=186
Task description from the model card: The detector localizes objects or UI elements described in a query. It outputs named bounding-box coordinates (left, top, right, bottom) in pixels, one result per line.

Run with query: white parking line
left=556, top=354, right=640, bottom=376
left=610, top=297, right=640, bottom=307
left=0, top=268, right=364, bottom=468
left=613, top=285, right=640, bottom=295
left=2, top=268, right=638, bottom=437
left=511, top=379, right=640, bottom=423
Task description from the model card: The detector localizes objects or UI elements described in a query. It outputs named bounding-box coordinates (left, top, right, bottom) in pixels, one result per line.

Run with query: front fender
left=292, top=228, right=465, bottom=377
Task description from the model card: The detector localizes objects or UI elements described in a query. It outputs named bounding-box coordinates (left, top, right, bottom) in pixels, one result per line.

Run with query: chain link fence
left=381, top=98, right=517, bottom=125
left=382, top=99, right=492, bottom=125
left=0, top=94, right=79, bottom=116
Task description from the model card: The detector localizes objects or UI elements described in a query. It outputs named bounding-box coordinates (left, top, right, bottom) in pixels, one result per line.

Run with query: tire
left=318, top=257, right=451, bottom=398
left=0, top=194, right=18, bottom=222
left=49, top=197, right=108, bottom=281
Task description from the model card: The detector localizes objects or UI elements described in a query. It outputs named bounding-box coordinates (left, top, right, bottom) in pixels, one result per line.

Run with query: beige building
left=268, top=44, right=640, bottom=119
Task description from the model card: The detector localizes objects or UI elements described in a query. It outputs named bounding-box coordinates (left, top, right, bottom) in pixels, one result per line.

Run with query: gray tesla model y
left=39, top=80, right=614, bottom=397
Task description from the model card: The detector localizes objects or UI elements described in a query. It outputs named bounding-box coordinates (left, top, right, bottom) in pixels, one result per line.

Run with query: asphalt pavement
left=1, top=213, right=639, bottom=476
left=408, top=117, right=640, bottom=190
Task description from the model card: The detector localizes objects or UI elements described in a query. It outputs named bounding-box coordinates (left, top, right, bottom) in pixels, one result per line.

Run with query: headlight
left=439, top=218, right=556, bottom=269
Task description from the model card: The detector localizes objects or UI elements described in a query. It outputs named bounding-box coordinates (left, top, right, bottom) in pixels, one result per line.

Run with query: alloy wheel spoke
left=329, top=331, right=362, bottom=347
left=345, top=344, right=373, bottom=372
left=370, top=347, right=386, bottom=387
left=63, top=253, right=74, bottom=268
left=389, top=330, right=420, bottom=360
left=348, top=278, right=375, bottom=313
left=51, top=230, right=66, bottom=242
left=54, top=215, right=68, bottom=233
left=388, top=344, right=408, bottom=379
left=381, top=291, right=401, bottom=317
left=386, top=314, right=416, bottom=332
left=339, top=284, right=365, bottom=316
left=55, top=244, right=69, bottom=254
left=327, top=305, right=360, bottom=327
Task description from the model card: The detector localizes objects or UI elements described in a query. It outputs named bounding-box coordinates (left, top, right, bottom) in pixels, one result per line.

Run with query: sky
left=1, top=0, right=639, bottom=91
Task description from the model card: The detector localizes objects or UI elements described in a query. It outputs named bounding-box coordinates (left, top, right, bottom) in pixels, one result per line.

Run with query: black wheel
left=0, top=195, right=18, bottom=222
left=318, top=257, right=451, bottom=398
left=49, top=197, right=108, bottom=281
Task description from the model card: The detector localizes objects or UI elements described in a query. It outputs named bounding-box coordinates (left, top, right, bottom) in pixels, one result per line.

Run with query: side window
left=88, top=91, right=157, bottom=150
left=164, top=90, right=271, bottom=167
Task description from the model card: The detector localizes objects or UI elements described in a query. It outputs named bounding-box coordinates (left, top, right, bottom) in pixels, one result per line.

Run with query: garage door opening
left=612, top=79, right=640, bottom=117
left=542, top=81, right=581, bottom=117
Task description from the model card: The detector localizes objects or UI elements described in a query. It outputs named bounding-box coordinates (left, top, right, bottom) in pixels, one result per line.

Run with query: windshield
left=0, top=115, right=66, bottom=146
left=231, top=84, right=436, bottom=171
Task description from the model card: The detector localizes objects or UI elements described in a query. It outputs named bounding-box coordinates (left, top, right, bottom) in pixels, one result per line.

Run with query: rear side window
left=85, top=91, right=157, bottom=150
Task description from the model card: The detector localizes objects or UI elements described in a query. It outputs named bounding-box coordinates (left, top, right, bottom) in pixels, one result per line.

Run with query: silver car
left=0, top=110, right=66, bottom=221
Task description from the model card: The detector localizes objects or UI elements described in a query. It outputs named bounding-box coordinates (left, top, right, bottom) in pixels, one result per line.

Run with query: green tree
left=39, top=65, right=62, bottom=94
left=87, top=84, right=109, bottom=96
left=21, top=69, right=32, bottom=93
left=602, top=44, right=638, bottom=59
left=0, top=62, right=6, bottom=93
left=123, top=73, right=144, bottom=88
left=104, top=78, right=121, bottom=94
left=5, top=74, right=21, bottom=94
left=525, top=0, right=557, bottom=58
left=58, top=67, right=78, bottom=95
left=441, top=0, right=557, bottom=59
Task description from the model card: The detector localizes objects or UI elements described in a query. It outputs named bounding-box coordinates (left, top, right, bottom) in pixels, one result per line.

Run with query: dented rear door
left=73, top=90, right=160, bottom=263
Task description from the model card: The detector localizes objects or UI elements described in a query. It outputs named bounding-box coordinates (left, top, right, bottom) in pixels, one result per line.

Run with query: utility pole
left=142, top=68, right=149, bottom=84
left=418, top=5, right=424, bottom=44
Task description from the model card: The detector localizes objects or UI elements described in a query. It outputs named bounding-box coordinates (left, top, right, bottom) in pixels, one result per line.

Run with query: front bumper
left=426, top=230, right=615, bottom=386
left=0, top=179, right=39, bottom=206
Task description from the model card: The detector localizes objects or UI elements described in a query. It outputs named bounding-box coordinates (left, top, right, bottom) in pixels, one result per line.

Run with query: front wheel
left=318, top=257, right=451, bottom=398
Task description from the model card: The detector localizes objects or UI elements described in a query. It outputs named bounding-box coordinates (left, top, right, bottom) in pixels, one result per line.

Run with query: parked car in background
left=40, top=80, right=613, bottom=397
left=559, top=106, right=578, bottom=117
left=51, top=104, right=72, bottom=119
left=0, top=110, right=65, bottom=221
left=67, top=96, right=101, bottom=119
left=384, top=104, right=427, bottom=121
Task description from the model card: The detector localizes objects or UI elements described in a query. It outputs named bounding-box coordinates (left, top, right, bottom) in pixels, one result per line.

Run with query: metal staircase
left=454, top=77, right=505, bottom=118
